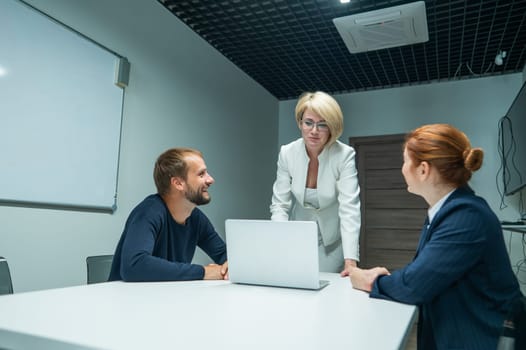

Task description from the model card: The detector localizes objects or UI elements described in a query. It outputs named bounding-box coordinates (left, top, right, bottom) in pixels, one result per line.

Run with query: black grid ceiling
left=159, top=0, right=526, bottom=100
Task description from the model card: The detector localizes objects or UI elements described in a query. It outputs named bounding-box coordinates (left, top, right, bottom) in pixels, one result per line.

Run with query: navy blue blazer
left=370, top=186, right=522, bottom=350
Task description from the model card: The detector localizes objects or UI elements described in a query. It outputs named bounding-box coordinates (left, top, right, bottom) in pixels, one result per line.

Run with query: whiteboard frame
left=0, top=0, right=126, bottom=213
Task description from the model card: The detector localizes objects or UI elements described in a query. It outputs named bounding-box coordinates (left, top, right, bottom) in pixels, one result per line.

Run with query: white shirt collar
left=427, top=189, right=455, bottom=224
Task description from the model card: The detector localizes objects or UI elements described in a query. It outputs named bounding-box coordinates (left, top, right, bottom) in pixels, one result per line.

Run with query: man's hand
left=203, top=261, right=229, bottom=280
left=220, top=261, right=228, bottom=280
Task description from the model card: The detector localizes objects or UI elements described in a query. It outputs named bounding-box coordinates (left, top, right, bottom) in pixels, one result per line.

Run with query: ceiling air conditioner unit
left=333, top=1, right=428, bottom=53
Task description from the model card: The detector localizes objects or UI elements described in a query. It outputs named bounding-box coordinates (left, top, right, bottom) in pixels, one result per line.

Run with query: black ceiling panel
left=159, top=0, right=526, bottom=100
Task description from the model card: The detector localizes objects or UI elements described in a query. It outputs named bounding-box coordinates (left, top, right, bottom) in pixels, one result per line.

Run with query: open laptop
left=225, top=219, right=329, bottom=290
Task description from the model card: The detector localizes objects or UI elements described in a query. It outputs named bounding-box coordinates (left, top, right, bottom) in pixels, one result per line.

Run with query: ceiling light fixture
left=340, top=0, right=351, bottom=3
left=495, top=50, right=507, bottom=66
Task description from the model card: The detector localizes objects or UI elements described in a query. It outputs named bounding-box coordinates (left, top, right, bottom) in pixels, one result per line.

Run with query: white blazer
left=270, top=138, right=361, bottom=260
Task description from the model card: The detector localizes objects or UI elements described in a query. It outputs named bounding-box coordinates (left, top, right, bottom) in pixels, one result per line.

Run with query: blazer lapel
left=292, top=142, right=310, bottom=205
left=414, top=216, right=430, bottom=259
left=413, top=187, right=473, bottom=259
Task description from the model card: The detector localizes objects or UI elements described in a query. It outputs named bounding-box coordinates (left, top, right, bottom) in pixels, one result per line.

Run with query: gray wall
left=2, top=0, right=524, bottom=293
left=279, top=73, right=526, bottom=292
left=0, top=0, right=277, bottom=292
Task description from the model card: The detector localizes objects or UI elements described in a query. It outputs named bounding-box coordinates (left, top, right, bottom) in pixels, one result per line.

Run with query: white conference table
left=0, top=273, right=416, bottom=350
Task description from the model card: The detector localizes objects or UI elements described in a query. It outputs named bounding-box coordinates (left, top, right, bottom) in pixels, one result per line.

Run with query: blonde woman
left=270, top=91, right=361, bottom=275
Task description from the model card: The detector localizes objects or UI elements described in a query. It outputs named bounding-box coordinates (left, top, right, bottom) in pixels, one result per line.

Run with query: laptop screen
left=225, top=219, right=327, bottom=290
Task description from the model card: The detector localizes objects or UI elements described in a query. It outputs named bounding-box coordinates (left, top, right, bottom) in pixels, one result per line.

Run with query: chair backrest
left=0, top=257, right=14, bottom=295
left=497, top=296, right=526, bottom=350
left=86, top=255, right=113, bottom=284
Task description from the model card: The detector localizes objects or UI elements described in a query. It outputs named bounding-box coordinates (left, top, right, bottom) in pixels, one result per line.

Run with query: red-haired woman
left=349, top=124, right=522, bottom=350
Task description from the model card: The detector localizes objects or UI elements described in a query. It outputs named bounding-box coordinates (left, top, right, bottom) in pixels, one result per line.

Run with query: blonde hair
left=405, top=124, right=484, bottom=187
left=295, top=91, right=344, bottom=146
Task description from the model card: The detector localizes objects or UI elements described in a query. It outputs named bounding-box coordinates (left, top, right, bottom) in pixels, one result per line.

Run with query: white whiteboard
left=0, top=0, right=124, bottom=212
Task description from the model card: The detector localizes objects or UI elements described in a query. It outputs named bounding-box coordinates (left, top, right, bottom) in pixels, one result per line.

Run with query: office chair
left=86, top=255, right=114, bottom=284
left=0, top=256, right=14, bottom=295
left=497, top=296, right=526, bottom=350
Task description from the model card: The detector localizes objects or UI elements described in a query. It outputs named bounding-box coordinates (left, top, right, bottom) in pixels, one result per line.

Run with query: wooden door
left=350, top=134, right=428, bottom=270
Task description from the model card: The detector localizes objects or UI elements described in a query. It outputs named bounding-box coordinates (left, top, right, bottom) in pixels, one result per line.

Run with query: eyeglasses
left=301, top=118, right=329, bottom=132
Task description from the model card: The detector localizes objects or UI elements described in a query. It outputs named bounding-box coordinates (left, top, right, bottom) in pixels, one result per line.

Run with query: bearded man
left=109, top=148, right=228, bottom=282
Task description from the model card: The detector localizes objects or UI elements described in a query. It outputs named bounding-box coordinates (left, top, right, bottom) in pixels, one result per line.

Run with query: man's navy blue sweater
left=109, top=194, right=227, bottom=282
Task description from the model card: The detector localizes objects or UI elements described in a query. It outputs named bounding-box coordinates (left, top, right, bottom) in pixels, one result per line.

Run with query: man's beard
left=185, top=186, right=211, bottom=205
